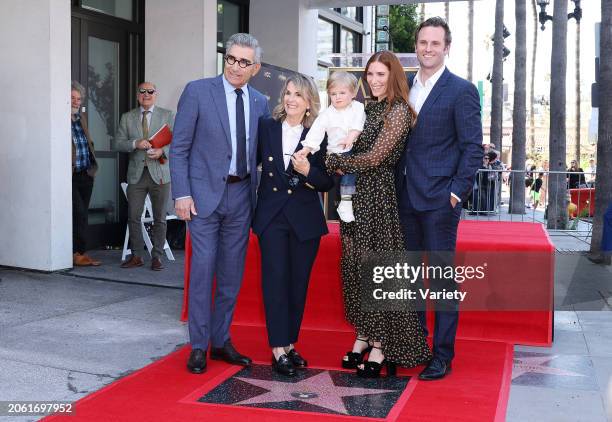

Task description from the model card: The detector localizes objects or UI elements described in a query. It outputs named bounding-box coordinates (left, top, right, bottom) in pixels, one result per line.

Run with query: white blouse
left=282, top=120, right=304, bottom=169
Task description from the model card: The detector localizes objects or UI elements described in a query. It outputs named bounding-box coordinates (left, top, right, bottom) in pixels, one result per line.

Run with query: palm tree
left=490, top=0, right=504, bottom=151
left=420, top=3, right=425, bottom=23
left=510, top=0, right=527, bottom=215
left=529, top=0, right=538, bottom=154
left=468, top=1, right=474, bottom=82
left=590, top=1, right=612, bottom=255
left=547, top=0, right=569, bottom=230
left=574, top=10, right=581, bottom=163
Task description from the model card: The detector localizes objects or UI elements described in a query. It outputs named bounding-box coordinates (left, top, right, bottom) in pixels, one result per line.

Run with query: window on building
left=334, top=7, right=363, bottom=23
left=317, top=14, right=363, bottom=59
left=81, top=0, right=133, bottom=21
left=340, top=28, right=357, bottom=55
left=217, top=0, right=249, bottom=70
left=217, top=1, right=242, bottom=48
left=317, top=19, right=335, bottom=59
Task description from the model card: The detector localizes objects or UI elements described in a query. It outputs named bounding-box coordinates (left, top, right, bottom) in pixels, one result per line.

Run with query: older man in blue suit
left=396, top=17, right=483, bottom=381
left=170, top=33, right=270, bottom=374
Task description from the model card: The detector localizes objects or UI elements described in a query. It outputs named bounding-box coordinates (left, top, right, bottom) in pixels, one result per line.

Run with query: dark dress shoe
left=287, top=348, right=307, bottom=368
left=120, top=255, right=144, bottom=268
left=187, top=348, right=207, bottom=374
left=272, top=354, right=296, bottom=376
left=151, top=257, right=164, bottom=271
left=210, top=340, right=252, bottom=366
left=418, top=357, right=452, bottom=381
left=588, top=255, right=611, bottom=265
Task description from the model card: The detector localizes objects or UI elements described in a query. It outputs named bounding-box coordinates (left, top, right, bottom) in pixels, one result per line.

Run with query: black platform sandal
left=356, top=347, right=397, bottom=378
left=342, top=338, right=372, bottom=369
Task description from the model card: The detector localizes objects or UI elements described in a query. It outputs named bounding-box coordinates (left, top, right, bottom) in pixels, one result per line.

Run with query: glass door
left=72, top=5, right=143, bottom=248
left=83, top=23, right=125, bottom=230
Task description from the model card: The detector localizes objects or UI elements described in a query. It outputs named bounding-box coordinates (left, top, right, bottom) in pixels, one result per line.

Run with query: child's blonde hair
left=326, top=71, right=358, bottom=94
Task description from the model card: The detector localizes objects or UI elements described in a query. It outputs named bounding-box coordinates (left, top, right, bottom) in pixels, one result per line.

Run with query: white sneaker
left=337, top=200, right=355, bottom=222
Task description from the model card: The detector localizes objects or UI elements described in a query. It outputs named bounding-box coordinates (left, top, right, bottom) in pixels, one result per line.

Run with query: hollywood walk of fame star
left=234, top=371, right=397, bottom=415
left=512, top=355, right=587, bottom=380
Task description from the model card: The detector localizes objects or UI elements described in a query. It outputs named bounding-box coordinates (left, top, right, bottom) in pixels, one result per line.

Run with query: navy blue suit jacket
left=252, top=117, right=334, bottom=242
left=397, top=68, right=483, bottom=211
left=170, top=75, right=270, bottom=218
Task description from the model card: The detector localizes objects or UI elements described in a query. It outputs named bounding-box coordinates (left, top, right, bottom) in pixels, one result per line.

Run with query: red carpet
left=45, top=221, right=551, bottom=421
left=45, top=327, right=512, bottom=422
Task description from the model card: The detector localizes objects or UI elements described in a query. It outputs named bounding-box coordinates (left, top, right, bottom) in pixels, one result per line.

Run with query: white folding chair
left=121, top=182, right=177, bottom=261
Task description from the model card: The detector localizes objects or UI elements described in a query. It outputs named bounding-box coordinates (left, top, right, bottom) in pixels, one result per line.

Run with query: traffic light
left=491, top=25, right=511, bottom=61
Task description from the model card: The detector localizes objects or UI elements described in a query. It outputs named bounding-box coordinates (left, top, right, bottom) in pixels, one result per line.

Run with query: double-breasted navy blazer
left=252, top=117, right=334, bottom=242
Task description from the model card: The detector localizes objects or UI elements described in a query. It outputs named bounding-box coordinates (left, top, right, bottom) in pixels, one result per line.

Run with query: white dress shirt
left=302, top=101, right=366, bottom=154
left=409, top=65, right=446, bottom=113
left=282, top=121, right=303, bottom=170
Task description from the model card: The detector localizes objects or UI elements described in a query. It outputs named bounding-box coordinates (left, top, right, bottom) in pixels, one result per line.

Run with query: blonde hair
left=272, top=74, right=320, bottom=128
left=326, top=71, right=358, bottom=94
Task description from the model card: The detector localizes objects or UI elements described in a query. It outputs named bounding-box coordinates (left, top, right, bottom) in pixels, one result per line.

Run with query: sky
left=422, top=0, right=601, bottom=110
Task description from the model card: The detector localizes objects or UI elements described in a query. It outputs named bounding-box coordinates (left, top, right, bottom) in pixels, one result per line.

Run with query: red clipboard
left=149, top=124, right=172, bottom=164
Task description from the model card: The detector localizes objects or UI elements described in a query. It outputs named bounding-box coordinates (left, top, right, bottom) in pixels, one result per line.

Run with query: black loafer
left=272, top=354, right=296, bottom=376
left=418, top=357, right=452, bottom=381
left=287, top=348, right=307, bottom=368
left=210, top=340, right=252, bottom=366
left=187, top=348, right=207, bottom=374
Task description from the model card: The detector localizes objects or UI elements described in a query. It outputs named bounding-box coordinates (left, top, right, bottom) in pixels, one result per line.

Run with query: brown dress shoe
left=151, top=257, right=164, bottom=271
left=81, top=253, right=101, bottom=266
left=120, top=255, right=144, bottom=268
left=73, top=253, right=85, bottom=266
left=74, top=253, right=93, bottom=267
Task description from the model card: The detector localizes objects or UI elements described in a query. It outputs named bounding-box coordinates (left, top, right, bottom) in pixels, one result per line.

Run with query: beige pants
left=127, top=167, right=170, bottom=259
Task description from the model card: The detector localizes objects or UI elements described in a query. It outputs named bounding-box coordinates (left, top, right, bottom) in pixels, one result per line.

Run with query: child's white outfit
left=302, top=100, right=366, bottom=222
left=302, top=101, right=366, bottom=154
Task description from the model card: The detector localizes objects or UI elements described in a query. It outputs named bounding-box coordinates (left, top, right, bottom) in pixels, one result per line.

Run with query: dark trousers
left=398, top=183, right=462, bottom=363
left=258, top=212, right=320, bottom=347
left=127, top=168, right=170, bottom=259
left=72, top=171, right=94, bottom=254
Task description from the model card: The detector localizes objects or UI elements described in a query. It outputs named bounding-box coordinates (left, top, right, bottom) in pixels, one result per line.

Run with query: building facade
left=0, top=0, right=465, bottom=271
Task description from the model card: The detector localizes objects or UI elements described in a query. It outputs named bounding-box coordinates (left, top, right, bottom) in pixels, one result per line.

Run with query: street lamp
left=537, top=0, right=582, bottom=31
left=568, top=0, right=582, bottom=23
left=537, top=0, right=552, bottom=30
left=538, top=0, right=583, bottom=164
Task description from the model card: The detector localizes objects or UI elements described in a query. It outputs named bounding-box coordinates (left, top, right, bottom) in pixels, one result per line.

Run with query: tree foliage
left=389, top=4, right=419, bottom=53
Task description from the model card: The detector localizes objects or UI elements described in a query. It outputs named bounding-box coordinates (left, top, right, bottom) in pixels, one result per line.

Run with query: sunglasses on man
left=138, top=88, right=156, bottom=95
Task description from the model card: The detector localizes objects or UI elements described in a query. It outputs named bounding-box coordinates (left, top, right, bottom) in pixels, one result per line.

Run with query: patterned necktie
left=235, top=88, right=247, bottom=178
left=142, top=110, right=150, bottom=139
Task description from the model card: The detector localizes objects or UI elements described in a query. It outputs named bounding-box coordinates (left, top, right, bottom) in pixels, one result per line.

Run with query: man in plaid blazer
left=396, top=17, right=483, bottom=381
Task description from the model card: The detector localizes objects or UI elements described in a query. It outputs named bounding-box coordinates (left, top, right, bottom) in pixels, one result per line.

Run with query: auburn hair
left=364, top=51, right=417, bottom=127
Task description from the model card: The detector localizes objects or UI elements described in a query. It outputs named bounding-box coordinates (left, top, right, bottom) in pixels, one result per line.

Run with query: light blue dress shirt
left=222, top=75, right=251, bottom=175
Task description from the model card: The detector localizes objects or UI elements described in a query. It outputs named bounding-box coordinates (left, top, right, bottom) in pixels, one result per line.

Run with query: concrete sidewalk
left=0, top=244, right=610, bottom=421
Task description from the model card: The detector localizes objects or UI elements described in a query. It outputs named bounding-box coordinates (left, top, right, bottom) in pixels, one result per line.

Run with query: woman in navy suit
left=252, top=74, right=334, bottom=376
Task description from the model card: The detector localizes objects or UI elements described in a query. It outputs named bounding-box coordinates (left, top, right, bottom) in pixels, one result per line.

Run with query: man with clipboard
left=115, top=82, right=175, bottom=271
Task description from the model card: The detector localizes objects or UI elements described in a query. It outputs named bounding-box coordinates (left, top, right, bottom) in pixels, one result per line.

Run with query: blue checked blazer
left=396, top=68, right=483, bottom=211
left=170, top=75, right=270, bottom=218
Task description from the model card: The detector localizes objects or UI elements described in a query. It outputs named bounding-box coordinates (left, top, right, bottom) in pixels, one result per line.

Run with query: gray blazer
left=114, top=106, right=175, bottom=185
left=170, top=75, right=270, bottom=218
